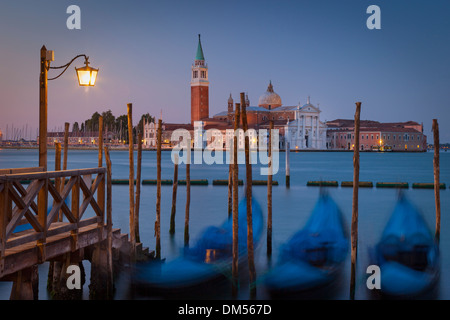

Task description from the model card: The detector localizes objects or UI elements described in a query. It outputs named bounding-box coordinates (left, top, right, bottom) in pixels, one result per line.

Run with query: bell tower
left=191, top=34, right=209, bottom=125
left=227, top=93, right=233, bottom=124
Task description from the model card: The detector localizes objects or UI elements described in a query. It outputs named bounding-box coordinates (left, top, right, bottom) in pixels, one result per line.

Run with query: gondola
left=264, top=192, right=348, bottom=297
left=369, top=194, right=440, bottom=298
left=131, top=197, right=263, bottom=296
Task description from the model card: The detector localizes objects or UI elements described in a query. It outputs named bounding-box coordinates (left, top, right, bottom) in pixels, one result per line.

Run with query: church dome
left=258, top=81, right=282, bottom=109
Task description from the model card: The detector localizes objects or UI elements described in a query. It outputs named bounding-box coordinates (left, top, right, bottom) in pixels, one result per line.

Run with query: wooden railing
left=0, top=167, right=105, bottom=269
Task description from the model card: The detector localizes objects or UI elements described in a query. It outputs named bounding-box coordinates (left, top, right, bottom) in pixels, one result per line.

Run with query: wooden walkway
left=2, top=221, right=124, bottom=278
left=0, top=166, right=128, bottom=298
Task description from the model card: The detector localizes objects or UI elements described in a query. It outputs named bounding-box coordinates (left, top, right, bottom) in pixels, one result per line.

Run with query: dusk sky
left=1, top=0, right=449, bottom=142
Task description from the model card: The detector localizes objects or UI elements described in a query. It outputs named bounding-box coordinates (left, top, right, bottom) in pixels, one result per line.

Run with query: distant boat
left=369, top=194, right=440, bottom=298
left=264, top=192, right=348, bottom=297
left=372, top=145, right=392, bottom=152
left=131, top=197, right=263, bottom=296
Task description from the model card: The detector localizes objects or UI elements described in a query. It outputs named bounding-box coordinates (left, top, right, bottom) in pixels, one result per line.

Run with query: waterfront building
left=326, top=119, right=427, bottom=151
left=283, top=97, right=327, bottom=150
left=46, top=130, right=118, bottom=146
left=143, top=119, right=156, bottom=147
left=212, top=81, right=298, bottom=134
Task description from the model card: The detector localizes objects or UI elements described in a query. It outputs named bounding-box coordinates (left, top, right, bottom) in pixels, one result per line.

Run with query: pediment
left=299, top=104, right=321, bottom=113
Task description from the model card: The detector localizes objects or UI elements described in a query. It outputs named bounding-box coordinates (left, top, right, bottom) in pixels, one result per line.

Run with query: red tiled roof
left=47, top=131, right=108, bottom=138
left=328, top=126, right=421, bottom=133
left=326, top=119, right=422, bottom=133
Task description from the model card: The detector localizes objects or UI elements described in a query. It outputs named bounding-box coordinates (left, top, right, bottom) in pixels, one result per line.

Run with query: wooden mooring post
left=63, top=122, right=69, bottom=172
left=169, top=154, right=179, bottom=235
left=97, top=115, right=105, bottom=230
left=84, top=144, right=113, bottom=300
left=98, top=116, right=103, bottom=167
left=10, top=266, right=39, bottom=300
left=54, top=143, right=62, bottom=209
left=104, top=146, right=114, bottom=299
left=135, top=132, right=142, bottom=243
left=350, top=102, right=361, bottom=300
left=285, top=141, right=290, bottom=188
left=184, top=138, right=191, bottom=247
left=267, top=120, right=274, bottom=258
left=127, top=103, right=136, bottom=252
left=61, top=122, right=69, bottom=222
left=232, top=102, right=240, bottom=298
left=433, top=119, right=441, bottom=243
left=155, top=119, right=162, bottom=258
left=47, top=142, right=61, bottom=296
left=228, top=146, right=233, bottom=218
left=241, top=92, right=256, bottom=299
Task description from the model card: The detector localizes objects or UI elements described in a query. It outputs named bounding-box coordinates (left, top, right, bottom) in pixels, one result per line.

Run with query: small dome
left=258, top=81, right=282, bottom=109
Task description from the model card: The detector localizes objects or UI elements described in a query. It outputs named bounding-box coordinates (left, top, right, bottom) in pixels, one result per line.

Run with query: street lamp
left=39, top=45, right=99, bottom=170
left=75, top=57, right=99, bottom=86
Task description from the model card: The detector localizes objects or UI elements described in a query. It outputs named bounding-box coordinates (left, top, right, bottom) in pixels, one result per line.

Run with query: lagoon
left=0, top=148, right=449, bottom=299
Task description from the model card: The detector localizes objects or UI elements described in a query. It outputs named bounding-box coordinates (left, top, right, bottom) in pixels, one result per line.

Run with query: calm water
left=0, top=148, right=449, bottom=300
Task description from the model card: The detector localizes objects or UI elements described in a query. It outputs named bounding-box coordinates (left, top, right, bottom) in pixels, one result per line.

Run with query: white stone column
left=302, top=115, right=306, bottom=148
left=316, top=116, right=319, bottom=149
left=296, top=110, right=300, bottom=147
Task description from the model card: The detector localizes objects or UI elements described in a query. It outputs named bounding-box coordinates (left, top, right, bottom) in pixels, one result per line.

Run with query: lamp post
left=39, top=45, right=98, bottom=170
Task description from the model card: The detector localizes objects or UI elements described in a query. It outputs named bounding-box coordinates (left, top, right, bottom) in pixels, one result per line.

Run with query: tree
left=115, top=114, right=128, bottom=143
left=76, top=110, right=155, bottom=145
left=84, top=112, right=101, bottom=133
left=101, top=110, right=115, bottom=132
left=137, top=113, right=154, bottom=135
left=91, top=112, right=101, bottom=131
left=72, top=122, right=80, bottom=133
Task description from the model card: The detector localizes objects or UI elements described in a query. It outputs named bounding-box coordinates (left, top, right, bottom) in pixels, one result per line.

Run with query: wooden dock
left=0, top=167, right=132, bottom=299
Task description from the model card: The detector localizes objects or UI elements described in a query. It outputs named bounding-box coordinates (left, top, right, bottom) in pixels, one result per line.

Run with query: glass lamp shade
left=75, top=65, right=98, bottom=86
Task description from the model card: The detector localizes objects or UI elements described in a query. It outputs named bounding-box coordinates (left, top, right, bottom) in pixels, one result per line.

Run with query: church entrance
left=305, top=135, right=309, bottom=148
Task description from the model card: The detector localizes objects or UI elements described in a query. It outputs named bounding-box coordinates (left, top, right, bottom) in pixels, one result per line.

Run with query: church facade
left=284, top=97, right=327, bottom=150
left=143, top=119, right=156, bottom=147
